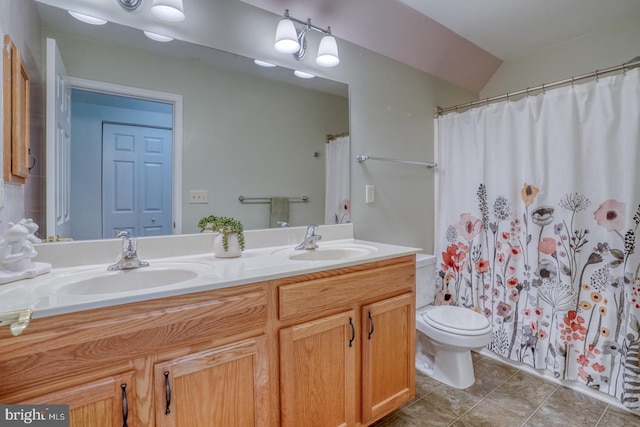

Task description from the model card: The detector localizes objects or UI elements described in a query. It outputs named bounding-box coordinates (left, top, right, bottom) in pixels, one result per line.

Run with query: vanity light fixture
left=68, top=11, right=108, bottom=25
left=274, top=9, right=340, bottom=67
left=151, top=0, right=186, bottom=22
left=143, top=31, right=174, bottom=42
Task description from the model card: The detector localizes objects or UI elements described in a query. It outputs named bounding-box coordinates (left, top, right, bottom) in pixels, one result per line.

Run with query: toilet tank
left=416, top=254, right=436, bottom=309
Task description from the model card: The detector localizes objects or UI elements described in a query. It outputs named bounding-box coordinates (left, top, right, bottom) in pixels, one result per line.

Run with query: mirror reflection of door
left=45, top=38, right=71, bottom=239
left=70, top=90, right=174, bottom=240
left=102, top=123, right=172, bottom=238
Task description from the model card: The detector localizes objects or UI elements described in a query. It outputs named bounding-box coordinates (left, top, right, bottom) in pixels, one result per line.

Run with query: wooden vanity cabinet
left=277, top=255, right=416, bottom=427
left=0, top=255, right=415, bottom=427
left=0, top=283, right=269, bottom=426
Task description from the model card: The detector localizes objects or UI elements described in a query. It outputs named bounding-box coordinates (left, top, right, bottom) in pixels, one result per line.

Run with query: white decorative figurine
left=0, top=218, right=52, bottom=285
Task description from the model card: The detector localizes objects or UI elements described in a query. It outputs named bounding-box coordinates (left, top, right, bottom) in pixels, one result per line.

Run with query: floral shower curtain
left=325, top=135, right=351, bottom=224
left=435, top=69, right=640, bottom=412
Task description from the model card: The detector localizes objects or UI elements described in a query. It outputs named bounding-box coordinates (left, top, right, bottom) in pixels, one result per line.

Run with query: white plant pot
left=213, top=233, right=242, bottom=258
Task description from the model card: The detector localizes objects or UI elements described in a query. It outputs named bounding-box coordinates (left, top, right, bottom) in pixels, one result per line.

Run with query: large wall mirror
left=37, top=2, right=350, bottom=241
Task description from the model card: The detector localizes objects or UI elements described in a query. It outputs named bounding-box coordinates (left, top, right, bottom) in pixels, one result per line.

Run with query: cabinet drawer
left=278, top=259, right=414, bottom=321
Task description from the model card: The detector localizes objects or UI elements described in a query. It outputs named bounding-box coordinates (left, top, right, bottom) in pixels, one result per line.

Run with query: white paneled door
left=45, top=38, right=71, bottom=239
left=102, top=123, right=173, bottom=238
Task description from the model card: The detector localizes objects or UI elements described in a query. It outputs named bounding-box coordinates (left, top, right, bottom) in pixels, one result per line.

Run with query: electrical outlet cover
left=189, top=190, right=208, bottom=204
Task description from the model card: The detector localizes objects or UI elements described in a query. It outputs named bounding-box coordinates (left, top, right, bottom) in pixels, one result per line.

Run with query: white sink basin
left=58, top=268, right=197, bottom=295
left=273, top=243, right=377, bottom=262
left=39, top=262, right=215, bottom=297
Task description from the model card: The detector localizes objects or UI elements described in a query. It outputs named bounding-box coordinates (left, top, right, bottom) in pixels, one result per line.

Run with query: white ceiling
left=396, top=0, right=640, bottom=60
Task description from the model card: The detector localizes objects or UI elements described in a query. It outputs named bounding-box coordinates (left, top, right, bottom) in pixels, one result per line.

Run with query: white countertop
left=0, top=230, right=420, bottom=319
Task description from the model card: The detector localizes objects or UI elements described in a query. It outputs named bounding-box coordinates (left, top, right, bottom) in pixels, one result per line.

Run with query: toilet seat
left=419, top=306, right=491, bottom=336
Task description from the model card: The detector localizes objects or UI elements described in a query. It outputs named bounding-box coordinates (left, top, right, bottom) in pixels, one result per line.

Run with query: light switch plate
left=366, top=185, right=375, bottom=204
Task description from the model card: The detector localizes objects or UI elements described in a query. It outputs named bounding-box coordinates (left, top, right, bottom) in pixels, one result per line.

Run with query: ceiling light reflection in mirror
left=143, top=31, right=174, bottom=42
left=68, top=11, right=107, bottom=25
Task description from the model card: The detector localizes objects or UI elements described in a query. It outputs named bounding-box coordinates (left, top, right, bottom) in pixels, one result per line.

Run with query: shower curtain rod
left=326, top=131, right=349, bottom=143
left=435, top=57, right=640, bottom=117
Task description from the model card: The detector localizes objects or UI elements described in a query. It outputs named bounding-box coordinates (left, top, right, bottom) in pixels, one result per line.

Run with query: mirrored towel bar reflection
left=356, top=155, right=437, bottom=169
left=238, top=195, right=309, bottom=204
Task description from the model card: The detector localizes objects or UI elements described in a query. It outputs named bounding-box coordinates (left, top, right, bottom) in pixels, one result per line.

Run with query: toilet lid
left=424, top=306, right=490, bottom=332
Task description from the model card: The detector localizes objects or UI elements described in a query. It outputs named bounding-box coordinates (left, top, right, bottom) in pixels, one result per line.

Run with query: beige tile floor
left=372, top=352, right=640, bottom=427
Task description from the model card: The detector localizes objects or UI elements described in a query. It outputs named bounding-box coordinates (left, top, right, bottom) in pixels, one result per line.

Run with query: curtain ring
left=595, top=69, right=600, bottom=81
left=541, top=83, right=546, bottom=94
left=506, top=92, right=510, bottom=102
left=485, top=98, right=490, bottom=106
left=571, top=76, right=575, bottom=88
left=525, top=88, right=530, bottom=97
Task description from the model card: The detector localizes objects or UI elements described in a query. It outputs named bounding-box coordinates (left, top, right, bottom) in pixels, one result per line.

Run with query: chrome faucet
left=108, top=231, right=149, bottom=270
left=295, top=225, right=322, bottom=250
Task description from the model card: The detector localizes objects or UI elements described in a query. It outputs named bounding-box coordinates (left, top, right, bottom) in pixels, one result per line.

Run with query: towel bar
left=356, top=155, right=437, bottom=168
left=238, top=195, right=309, bottom=203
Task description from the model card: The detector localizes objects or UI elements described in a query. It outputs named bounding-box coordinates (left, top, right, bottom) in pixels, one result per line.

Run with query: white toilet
left=415, top=254, right=492, bottom=389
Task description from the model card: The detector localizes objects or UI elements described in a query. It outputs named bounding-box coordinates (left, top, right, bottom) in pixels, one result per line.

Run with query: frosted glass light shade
left=151, top=0, right=185, bottom=22
left=274, top=18, right=300, bottom=54
left=316, top=35, right=340, bottom=67
left=143, top=31, right=174, bottom=42
left=68, top=11, right=107, bottom=25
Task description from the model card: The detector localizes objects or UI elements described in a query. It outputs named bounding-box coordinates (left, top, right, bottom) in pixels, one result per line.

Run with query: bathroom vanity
left=0, top=226, right=418, bottom=426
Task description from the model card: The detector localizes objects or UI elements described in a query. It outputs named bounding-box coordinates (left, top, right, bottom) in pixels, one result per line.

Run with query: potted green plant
left=198, top=215, right=245, bottom=258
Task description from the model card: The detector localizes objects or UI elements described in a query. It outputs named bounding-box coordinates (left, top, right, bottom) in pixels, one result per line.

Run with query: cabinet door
left=361, top=293, right=415, bottom=424
left=280, top=310, right=357, bottom=427
left=24, top=371, right=134, bottom=427
left=154, top=336, right=269, bottom=427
